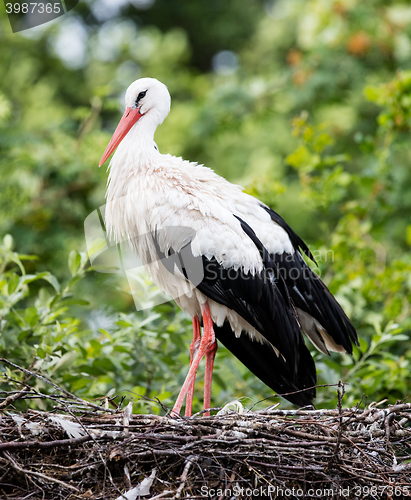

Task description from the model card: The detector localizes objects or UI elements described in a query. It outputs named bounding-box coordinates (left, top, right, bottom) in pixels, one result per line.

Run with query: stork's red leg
left=185, top=317, right=201, bottom=417
left=172, top=303, right=216, bottom=416
left=204, top=338, right=218, bottom=416
left=203, top=304, right=217, bottom=416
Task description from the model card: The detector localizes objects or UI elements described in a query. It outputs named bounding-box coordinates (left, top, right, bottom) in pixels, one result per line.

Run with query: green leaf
left=7, top=273, right=20, bottom=295
left=21, top=274, right=44, bottom=285
left=17, top=329, right=32, bottom=341
left=116, top=320, right=133, bottom=327
left=23, top=306, right=39, bottom=327
left=52, top=351, right=78, bottom=373
left=18, top=255, right=39, bottom=261
left=69, top=377, right=92, bottom=391
left=68, top=250, right=82, bottom=277
left=44, top=307, right=68, bottom=323
left=40, top=273, right=60, bottom=293
left=61, top=298, right=90, bottom=306
left=37, top=347, right=46, bottom=359
left=87, top=238, right=107, bottom=258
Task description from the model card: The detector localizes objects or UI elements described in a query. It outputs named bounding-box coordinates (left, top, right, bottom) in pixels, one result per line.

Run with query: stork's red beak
left=99, top=107, right=143, bottom=167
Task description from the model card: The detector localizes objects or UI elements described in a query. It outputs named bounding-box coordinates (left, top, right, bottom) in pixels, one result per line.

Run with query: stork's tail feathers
left=214, top=321, right=316, bottom=407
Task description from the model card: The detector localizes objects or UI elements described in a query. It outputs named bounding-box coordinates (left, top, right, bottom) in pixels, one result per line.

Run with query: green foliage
left=286, top=112, right=352, bottom=209
left=1, top=0, right=411, bottom=412
left=283, top=97, right=411, bottom=407
left=366, top=71, right=411, bottom=133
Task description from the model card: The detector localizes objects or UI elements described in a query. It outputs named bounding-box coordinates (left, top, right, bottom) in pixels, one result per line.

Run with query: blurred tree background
left=1, top=0, right=411, bottom=413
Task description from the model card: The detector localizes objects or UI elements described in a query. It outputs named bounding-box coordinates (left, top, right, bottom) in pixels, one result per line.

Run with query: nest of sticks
left=0, top=361, right=411, bottom=499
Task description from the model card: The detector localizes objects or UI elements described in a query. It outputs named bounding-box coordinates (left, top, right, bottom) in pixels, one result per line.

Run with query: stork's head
left=99, top=78, right=171, bottom=167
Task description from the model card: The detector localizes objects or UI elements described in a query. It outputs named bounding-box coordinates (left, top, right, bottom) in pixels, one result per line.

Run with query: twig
left=0, top=388, right=32, bottom=410
left=0, top=435, right=92, bottom=451
left=174, top=455, right=198, bottom=498
left=3, top=450, right=80, bottom=493
left=0, top=359, right=109, bottom=412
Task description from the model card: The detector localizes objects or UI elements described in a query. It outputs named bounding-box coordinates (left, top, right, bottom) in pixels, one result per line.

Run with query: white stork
left=99, top=77, right=358, bottom=417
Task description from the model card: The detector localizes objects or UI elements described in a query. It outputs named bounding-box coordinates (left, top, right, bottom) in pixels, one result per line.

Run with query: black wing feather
left=272, top=251, right=358, bottom=353
left=260, top=205, right=317, bottom=264
left=261, top=205, right=359, bottom=353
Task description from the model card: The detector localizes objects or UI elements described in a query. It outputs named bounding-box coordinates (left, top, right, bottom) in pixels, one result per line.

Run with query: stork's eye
left=136, top=90, right=147, bottom=103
